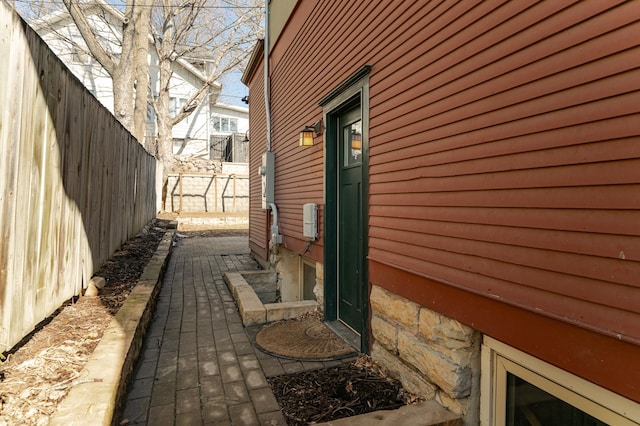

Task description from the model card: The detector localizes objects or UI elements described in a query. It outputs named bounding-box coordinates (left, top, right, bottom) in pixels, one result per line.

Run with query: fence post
left=233, top=175, right=237, bottom=210
left=214, top=175, right=218, bottom=212
left=179, top=173, right=183, bottom=213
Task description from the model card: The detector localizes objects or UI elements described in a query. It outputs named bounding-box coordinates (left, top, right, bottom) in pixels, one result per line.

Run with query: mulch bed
left=93, top=221, right=168, bottom=314
left=0, top=224, right=419, bottom=425
left=268, top=355, right=419, bottom=425
left=0, top=220, right=170, bottom=426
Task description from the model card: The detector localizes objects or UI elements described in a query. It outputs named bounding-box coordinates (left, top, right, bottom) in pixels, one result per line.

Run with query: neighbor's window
left=212, top=115, right=238, bottom=133
left=146, top=104, right=156, bottom=123
left=169, top=97, right=189, bottom=123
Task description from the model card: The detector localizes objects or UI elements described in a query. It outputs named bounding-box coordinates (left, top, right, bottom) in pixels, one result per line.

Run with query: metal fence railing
left=210, top=133, right=248, bottom=163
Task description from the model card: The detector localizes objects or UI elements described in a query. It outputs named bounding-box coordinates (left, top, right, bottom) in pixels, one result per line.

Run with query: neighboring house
left=242, top=1, right=640, bottom=425
left=171, top=101, right=248, bottom=160
left=203, top=102, right=249, bottom=162
left=30, top=0, right=240, bottom=160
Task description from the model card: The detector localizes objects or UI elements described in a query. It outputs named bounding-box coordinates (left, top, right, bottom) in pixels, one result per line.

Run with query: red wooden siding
left=256, top=0, right=640, bottom=401
left=247, top=61, right=269, bottom=260
left=365, top=0, right=640, bottom=347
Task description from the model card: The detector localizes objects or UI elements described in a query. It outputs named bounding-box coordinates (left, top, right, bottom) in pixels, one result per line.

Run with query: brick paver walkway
left=119, top=235, right=351, bottom=426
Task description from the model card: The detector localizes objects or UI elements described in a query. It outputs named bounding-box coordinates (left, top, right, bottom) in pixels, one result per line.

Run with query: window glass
left=343, top=119, right=362, bottom=167
left=212, top=115, right=238, bottom=133
left=506, top=373, right=608, bottom=426
left=170, top=98, right=189, bottom=122
left=169, top=97, right=177, bottom=116
left=146, top=104, right=156, bottom=123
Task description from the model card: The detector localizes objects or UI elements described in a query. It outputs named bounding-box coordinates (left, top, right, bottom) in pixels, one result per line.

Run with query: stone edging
left=223, top=271, right=318, bottom=326
left=49, top=229, right=176, bottom=426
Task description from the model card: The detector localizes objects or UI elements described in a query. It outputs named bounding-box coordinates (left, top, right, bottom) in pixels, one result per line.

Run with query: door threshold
left=326, top=320, right=361, bottom=352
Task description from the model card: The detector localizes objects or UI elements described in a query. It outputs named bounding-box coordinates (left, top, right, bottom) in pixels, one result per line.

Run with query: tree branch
left=61, top=0, right=117, bottom=74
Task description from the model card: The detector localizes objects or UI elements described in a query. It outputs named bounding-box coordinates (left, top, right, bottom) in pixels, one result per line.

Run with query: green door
left=338, top=107, right=364, bottom=333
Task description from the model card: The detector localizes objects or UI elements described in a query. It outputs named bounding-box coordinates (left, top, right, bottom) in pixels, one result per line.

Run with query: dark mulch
left=0, top=219, right=171, bottom=425
left=268, top=355, right=417, bottom=425
left=95, top=221, right=167, bottom=314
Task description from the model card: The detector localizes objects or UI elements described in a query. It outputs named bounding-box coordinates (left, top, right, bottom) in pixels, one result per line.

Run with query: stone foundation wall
left=176, top=214, right=248, bottom=230
left=370, top=285, right=481, bottom=425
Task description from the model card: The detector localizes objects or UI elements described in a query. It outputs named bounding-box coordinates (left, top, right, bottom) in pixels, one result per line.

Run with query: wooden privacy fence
left=0, top=4, right=159, bottom=351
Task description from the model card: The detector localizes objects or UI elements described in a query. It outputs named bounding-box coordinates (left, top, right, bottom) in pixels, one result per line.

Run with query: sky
left=217, top=69, right=249, bottom=107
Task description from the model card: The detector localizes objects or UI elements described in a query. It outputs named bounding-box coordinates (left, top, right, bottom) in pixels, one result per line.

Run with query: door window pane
left=343, top=119, right=362, bottom=167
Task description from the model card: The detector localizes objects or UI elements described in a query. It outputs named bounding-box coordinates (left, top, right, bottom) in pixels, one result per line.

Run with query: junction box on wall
left=303, top=203, right=318, bottom=240
left=259, top=151, right=274, bottom=209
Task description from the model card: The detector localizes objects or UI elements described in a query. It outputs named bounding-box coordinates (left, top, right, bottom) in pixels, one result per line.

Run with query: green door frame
left=320, top=66, right=371, bottom=353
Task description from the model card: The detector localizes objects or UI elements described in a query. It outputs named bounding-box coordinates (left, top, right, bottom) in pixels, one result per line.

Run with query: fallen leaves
left=268, top=355, right=420, bottom=425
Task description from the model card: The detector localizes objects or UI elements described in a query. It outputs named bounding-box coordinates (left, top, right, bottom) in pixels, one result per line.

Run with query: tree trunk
left=112, top=8, right=136, bottom=133
left=156, top=53, right=174, bottom=167
left=133, top=1, right=151, bottom=144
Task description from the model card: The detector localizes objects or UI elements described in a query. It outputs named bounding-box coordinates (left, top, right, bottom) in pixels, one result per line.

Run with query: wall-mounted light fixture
left=299, top=119, right=323, bottom=147
left=351, top=132, right=362, bottom=150
left=242, top=130, right=249, bottom=143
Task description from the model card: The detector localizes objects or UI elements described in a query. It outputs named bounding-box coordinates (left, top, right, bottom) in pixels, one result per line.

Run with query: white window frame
left=170, top=97, right=189, bottom=123
left=299, top=257, right=316, bottom=302
left=481, top=336, right=640, bottom=425
left=212, top=115, right=238, bottom=133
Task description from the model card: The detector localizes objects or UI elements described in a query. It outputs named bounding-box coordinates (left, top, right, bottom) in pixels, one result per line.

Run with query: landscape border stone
left=49, top=228, right=176, bottom=426
left=223, top=271, right=319, bottom=326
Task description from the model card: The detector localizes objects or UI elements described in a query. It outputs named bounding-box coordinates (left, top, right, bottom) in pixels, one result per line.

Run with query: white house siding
left=33, top=7, right=214, bottom=148
left=37, top=12, right=117, bottom=112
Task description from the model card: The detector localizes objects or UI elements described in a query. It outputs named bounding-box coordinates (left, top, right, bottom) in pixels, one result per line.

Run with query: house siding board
left=370, top=1, right=612, bottom=104
left=370, top=205, right=640, bottom=237
left=363, top=0, right=640, bottom=344
left=267, top=1, right=345, bottom=248
left=370, top=133, right=640, bottom=177
left=369, top=236, right=638, bottom=318
left=260, top=0, right=640, bottom=402
left=369, top=215, right=640, bottom=262
left=247, top=63, right=268, bottom=260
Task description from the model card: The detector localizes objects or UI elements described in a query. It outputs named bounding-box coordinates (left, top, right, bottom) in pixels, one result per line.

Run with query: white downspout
left=264, top=2, right=272, bottom=153
left=264, top=2, right=281, bottom=251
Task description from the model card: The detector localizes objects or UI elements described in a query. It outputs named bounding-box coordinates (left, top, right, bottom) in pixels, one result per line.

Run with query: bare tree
left=61, top=0, right=145, bottom=139
left=20, top=0, right=262, bottom=166
left=13, top=0, right=63, bottom=19
left=150, top=0, right=262, bottom=165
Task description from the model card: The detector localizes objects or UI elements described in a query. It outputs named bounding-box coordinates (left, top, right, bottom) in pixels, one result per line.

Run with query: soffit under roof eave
left=241, top=39, right=264, bottom=86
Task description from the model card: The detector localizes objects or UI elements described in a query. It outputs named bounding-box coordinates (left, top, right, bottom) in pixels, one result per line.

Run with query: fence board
left=0, top=4, right=158, bottom=350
